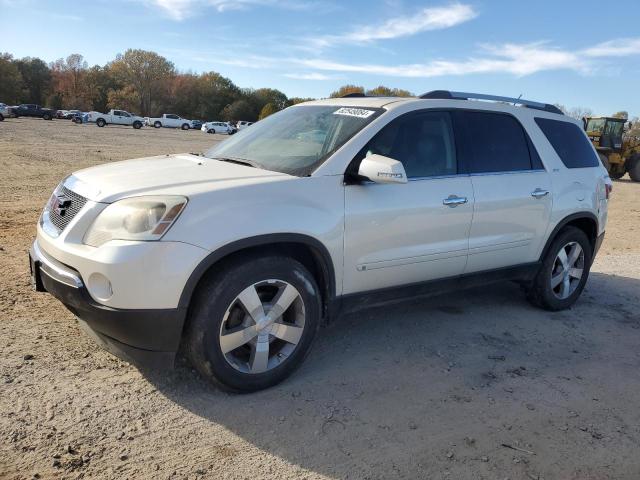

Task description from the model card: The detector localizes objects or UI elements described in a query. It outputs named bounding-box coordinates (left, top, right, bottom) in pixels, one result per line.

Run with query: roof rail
left=419, top=90, right=564, bottom=115
left=340, top=92, right=367, bottom=98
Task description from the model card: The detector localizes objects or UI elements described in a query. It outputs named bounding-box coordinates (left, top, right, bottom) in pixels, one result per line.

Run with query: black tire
left=154, top=121, right=162, bottom=128
left=526, top=226, right=593, bottom=311
left=609, top=168, right=625, bottom=180
left=186, top=255, right=321, bottom=392
left=96, top=118, right=106, bottom=127
left=628, top=154, right=640, bottom=182
left=43, top=113, right=52, bottom=120
left=207, top=129, right=214, bottom=134
left=0, top=114, right=4, bottom=121
left=133, top=121, right=142, bottom=129
left=181, top=123, right=190, bottom=130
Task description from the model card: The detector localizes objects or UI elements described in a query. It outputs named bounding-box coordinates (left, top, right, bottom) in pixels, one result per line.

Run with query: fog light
left=87, top=273, right=113, bottom=301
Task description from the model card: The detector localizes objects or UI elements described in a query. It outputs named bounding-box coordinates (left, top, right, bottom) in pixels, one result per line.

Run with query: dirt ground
left=1, top=117, right=640, bottom=480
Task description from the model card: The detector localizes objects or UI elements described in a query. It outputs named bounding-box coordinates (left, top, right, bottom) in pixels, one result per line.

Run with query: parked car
left=201, top=121, right=233, bottom=134
left=88, top=110, right=144, bottom=129
left=147, top=114, right=192, bottom=130
left=55, top=110, right=68, bottom=119
left=190, top=120, right=203, bottom=130
left=236, top=120, right=253, bottom=130
left=29, top=91, right=610, bottom=392
left=63, top=110, right=82, bottom=119
left=11, top=104, right=55, bottom=120
left=0, top=103, right=11, bottom=121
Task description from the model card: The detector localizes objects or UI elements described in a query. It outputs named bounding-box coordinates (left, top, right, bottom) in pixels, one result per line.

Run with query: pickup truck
left=148, top=114, right=192, bottom=130
left=88, top=110, right=145, bottom=129
left=0, top=103, right=12, bottom=121
left=11, top=104, right=55, bottom=120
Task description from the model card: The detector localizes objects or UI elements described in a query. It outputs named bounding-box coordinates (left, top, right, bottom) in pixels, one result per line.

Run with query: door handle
left=531, top=188, right=549, bottom=199
left=443, top=195, right=468, bottom=207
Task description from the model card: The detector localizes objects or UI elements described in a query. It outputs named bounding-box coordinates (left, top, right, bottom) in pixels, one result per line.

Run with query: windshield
left=586, top=118, right=606, bottom=133
left=204, top=105, right=383, bottom=176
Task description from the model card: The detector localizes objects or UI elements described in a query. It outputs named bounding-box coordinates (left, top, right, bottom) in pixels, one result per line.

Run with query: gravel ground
left=1, top=117, right=640, bottom=480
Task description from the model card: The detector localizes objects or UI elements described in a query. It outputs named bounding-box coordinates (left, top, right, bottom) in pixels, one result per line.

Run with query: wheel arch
left=178, top=233, right=336, bottom=322
left=539, top=212, right=599, bottom=261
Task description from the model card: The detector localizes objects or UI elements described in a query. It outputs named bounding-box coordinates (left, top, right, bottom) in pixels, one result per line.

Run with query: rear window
left=535, top=118, right=599, bottom=168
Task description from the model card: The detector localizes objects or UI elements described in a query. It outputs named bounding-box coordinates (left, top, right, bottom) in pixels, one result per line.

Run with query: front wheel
left=0, top=114, right=4, bottom=121
left=181, top=123, right=190, bottom=130
left=96, top=118, right=106, bottom=127
left=133, top=121, right=142, bottom=129
left=43, top=113, right=52, bottom=120
left=526, top=226, right=592, bottom=311
left=628, top=154, right=640, bottom=182
left=186, top=255, right=321, bottom=392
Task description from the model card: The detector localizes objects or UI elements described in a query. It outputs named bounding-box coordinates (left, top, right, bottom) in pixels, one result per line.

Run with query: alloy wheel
left=550, top=241, right=585, bottom=299
left=219, top=279, right=306, bottom=374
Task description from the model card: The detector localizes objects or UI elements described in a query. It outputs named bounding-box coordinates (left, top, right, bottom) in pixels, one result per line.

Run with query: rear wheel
left=526, top=226, right=592, bottom=311
left=186, top=255, right=321, bottom=392
left=628, top=154, right=640, bottom=182
left=96, top=118, right=106, bottom=127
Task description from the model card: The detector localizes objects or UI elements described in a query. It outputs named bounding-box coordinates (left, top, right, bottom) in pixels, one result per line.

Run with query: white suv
left=30, top=91, right=610, bottom=392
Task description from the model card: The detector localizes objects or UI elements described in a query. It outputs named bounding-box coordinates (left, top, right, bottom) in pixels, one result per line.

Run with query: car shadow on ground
left=144, top=271, right=640, bottom=478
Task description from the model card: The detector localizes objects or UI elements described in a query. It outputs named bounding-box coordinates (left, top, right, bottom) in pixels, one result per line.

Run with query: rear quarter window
left=535, top=118, right=599, bottom=168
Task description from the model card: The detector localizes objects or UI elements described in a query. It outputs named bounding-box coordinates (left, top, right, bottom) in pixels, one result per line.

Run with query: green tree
left=329, top=85, right=364, bottom=98
left=15, top=57, right=51, bottom=104
left=222, top=99, right=256, bottom=122
left=107, top=85, right=141, bottom=113
left=259, top=102, right=277, bottom=119
left=194, top=72, right=240, bottom=120
left=288, top=97, right=314, bottom=105
left=366, top=85, right=412, bottom=97
left=109, top=49, right=175, bottom=115
left=0, top=53, right=23, bottom=103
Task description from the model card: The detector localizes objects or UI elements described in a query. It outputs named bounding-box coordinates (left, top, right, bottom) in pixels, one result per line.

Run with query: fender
left=177, top=233, right=336, bottom=311
left=538, top=212, right=599, bottom=262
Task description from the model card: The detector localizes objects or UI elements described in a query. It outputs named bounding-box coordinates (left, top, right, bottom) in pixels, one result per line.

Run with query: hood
left=66, top=154, right=288, bottom=203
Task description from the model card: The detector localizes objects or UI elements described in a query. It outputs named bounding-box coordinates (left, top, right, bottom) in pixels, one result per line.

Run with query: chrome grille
left=47, top=186, right=88, bottom=232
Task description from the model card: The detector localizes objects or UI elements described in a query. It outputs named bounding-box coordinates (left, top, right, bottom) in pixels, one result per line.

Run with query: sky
left=2, top=0, right=640, bottom=117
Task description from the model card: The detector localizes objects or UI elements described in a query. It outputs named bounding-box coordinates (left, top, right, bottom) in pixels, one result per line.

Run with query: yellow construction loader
left=584, top=116, right=640, bottom=181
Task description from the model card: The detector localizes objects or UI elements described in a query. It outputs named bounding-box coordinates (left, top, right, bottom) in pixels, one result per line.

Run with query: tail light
left=605, top=183, right=612, bottom=199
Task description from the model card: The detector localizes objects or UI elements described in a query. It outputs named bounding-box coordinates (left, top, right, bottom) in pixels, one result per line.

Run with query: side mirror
left=358, top=154, right=407, bottom=184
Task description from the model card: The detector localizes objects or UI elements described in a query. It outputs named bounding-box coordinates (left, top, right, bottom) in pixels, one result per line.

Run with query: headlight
left=83, top=196, right=187, bottom=247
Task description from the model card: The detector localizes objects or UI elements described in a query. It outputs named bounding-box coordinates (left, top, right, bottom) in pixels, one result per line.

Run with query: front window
left=205, top=105, right=383, bottom=176
left=586, top=118, right=606, bottom=133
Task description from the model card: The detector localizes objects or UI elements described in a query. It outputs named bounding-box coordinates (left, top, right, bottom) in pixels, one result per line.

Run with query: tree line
left=1, top=49, right=637, bottom=129
left=0, top=50, right=413, bottom=122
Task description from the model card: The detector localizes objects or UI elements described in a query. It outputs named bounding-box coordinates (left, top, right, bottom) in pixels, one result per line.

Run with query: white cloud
left=583, top=37, right=640, bottom=57
left=310, top=3, right=477, bottom=48
left=283, top=72, right=338, bottom=80
left=292, top=42, right=590, bottom=78
left=149, top=0, right=327, bottom=20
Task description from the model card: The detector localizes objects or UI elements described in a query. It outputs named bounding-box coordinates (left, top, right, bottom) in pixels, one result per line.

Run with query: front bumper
left=30, top=240, right=186, bottom=369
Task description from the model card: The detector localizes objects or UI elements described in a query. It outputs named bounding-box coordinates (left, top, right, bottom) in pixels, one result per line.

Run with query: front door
left=343, top=110, right=474, bottom=295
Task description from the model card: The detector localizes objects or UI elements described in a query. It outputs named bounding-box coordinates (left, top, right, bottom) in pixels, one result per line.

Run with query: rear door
left=453, top=110, right=552, bottom=273
left=343, top=110, right=474, bottom=295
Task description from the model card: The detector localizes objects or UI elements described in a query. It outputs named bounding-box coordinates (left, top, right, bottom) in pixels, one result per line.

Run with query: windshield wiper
left=210, top=156, right=259, bottom=169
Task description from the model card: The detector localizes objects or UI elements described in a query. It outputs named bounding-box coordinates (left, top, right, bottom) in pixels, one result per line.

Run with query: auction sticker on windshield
left=333, top=107, right=375, bottom=118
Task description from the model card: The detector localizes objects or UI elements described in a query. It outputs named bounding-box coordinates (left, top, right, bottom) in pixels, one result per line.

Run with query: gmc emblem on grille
left=53, top=195, right=72, bottom=216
